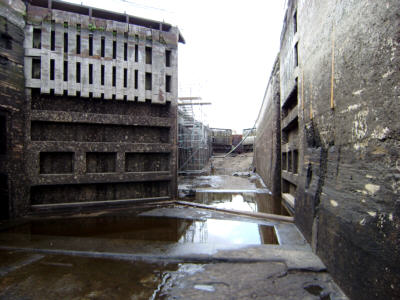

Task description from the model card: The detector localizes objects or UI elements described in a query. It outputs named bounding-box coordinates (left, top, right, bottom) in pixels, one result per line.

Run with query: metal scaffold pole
left=177, top=97, right=212, bottom=174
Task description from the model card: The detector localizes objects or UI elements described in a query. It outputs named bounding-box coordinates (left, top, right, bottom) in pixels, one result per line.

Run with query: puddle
left=0, top=175, right=293, bottom=260
left=0, top=250, right=202, bottom=300
left=304, top=284, right=324, bottom=295
left=178, top=218, right=277, bottom=244
left=195, top=191, right=285, bottom=216
left=178, top=174, right=290, bottom=215
left=0, top=213, right=278, bottom=247
left=304, top=284, right=332, bottom=300
left=0, top=182, right=286, bottom=253
left=198, top=193, right=257, bottom=211
left=194, top=284, right=215, bottom=292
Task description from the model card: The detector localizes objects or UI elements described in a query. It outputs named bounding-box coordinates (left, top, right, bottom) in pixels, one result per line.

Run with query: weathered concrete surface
left=24, top=0, right=180, bottom=103
left=0, top=0, right=27, bottom=218
left=0, top=250, right=346, bottom=300
left=160, top=262, right=346, bottom=300
left=0, top=0, right=184, bottom=217
left=275, top=0, right=400, bottom=298
left=27, top=94, right=177, bottom=212
left=254, top=57, right=281, bottom=197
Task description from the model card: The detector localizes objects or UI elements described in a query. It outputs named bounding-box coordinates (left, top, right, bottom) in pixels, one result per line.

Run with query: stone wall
left=289, top=0, right=399, bottom=298
left=0, top=0, right=27, bottom=218
left=254, top=57, right=280, bottom=198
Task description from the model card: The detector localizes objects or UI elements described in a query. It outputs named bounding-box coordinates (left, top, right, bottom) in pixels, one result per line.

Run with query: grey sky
left=65, top=0, right=286, bottom=133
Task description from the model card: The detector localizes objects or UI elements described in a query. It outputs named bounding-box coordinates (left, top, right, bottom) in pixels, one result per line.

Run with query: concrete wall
left=27, top=94, right=177, bottom=212
left=254, top=57, right=280, bottom=198
left=0, top=0, right=27, bottom=218
left=287, top=0, right=399, bottom=298
left=23, top=1, right=180, bottom=214
left=280, top=0, right=299, bottom=211
left=24, top=2, right=179, bottom=103
left=255, top=0, right=399, bottom=298
left=0, top=0, right=182, bottom=217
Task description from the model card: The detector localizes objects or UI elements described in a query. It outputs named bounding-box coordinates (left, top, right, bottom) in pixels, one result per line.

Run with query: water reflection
left=196, top=191, right=283, bottom=215
left=0, top=213, right=278, bottom=246
left=212, top=194, right=256, bottom=212
left=193, top=191, right=283, bottom=245
left=0, top=250, right=188, bottom=300
left=178, top=219, right=275, bottom=245
left=0, top=189, right=284, bottom=249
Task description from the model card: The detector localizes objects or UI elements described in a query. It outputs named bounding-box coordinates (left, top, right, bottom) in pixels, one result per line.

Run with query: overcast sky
left=65, top=0, right=286, bottom=133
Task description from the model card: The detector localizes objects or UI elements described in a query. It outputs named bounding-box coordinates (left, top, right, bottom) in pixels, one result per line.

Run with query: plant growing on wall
left=88, top=23, right=105, bottom=32
left=88, top=23, right=96, bottom=31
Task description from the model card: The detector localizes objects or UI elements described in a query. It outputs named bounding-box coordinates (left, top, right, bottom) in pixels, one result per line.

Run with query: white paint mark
left=194, top=285, right=215, bottom=292
left=378, top=127, right=390, bottom=140
left=368, top=211, right=377, bottom=217
left=365, top=184, right=380, bottom=195
left=366, top=175, right=374, bottom=179
left=371, top=127, right=390, bottom=140
left=361, top=199, right=366, bottom=203
left=389, top=213, right=393, bottom=221
left=348, top=104, right=361, bottom=111
left=340, top=103, right=361, bottom=114
left=382, top=70, right=394, bottom=78
left=359, top=218, right=366, bottom=225
left=352, top=89, right=364, bottom=96
left=330, top=200, right=338, bottom=207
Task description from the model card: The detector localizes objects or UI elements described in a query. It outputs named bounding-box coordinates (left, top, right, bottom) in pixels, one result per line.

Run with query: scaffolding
left=178, top=97, right=212, bottom=174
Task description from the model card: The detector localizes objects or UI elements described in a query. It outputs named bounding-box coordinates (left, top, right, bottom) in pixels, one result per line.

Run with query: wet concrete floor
left=0, top=158, right=347, bottom=299
left=0, top=249, right=344, bottom=300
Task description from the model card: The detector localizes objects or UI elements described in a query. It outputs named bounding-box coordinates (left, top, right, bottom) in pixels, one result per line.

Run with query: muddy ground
left=208, top=152, right=254, bottom=175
